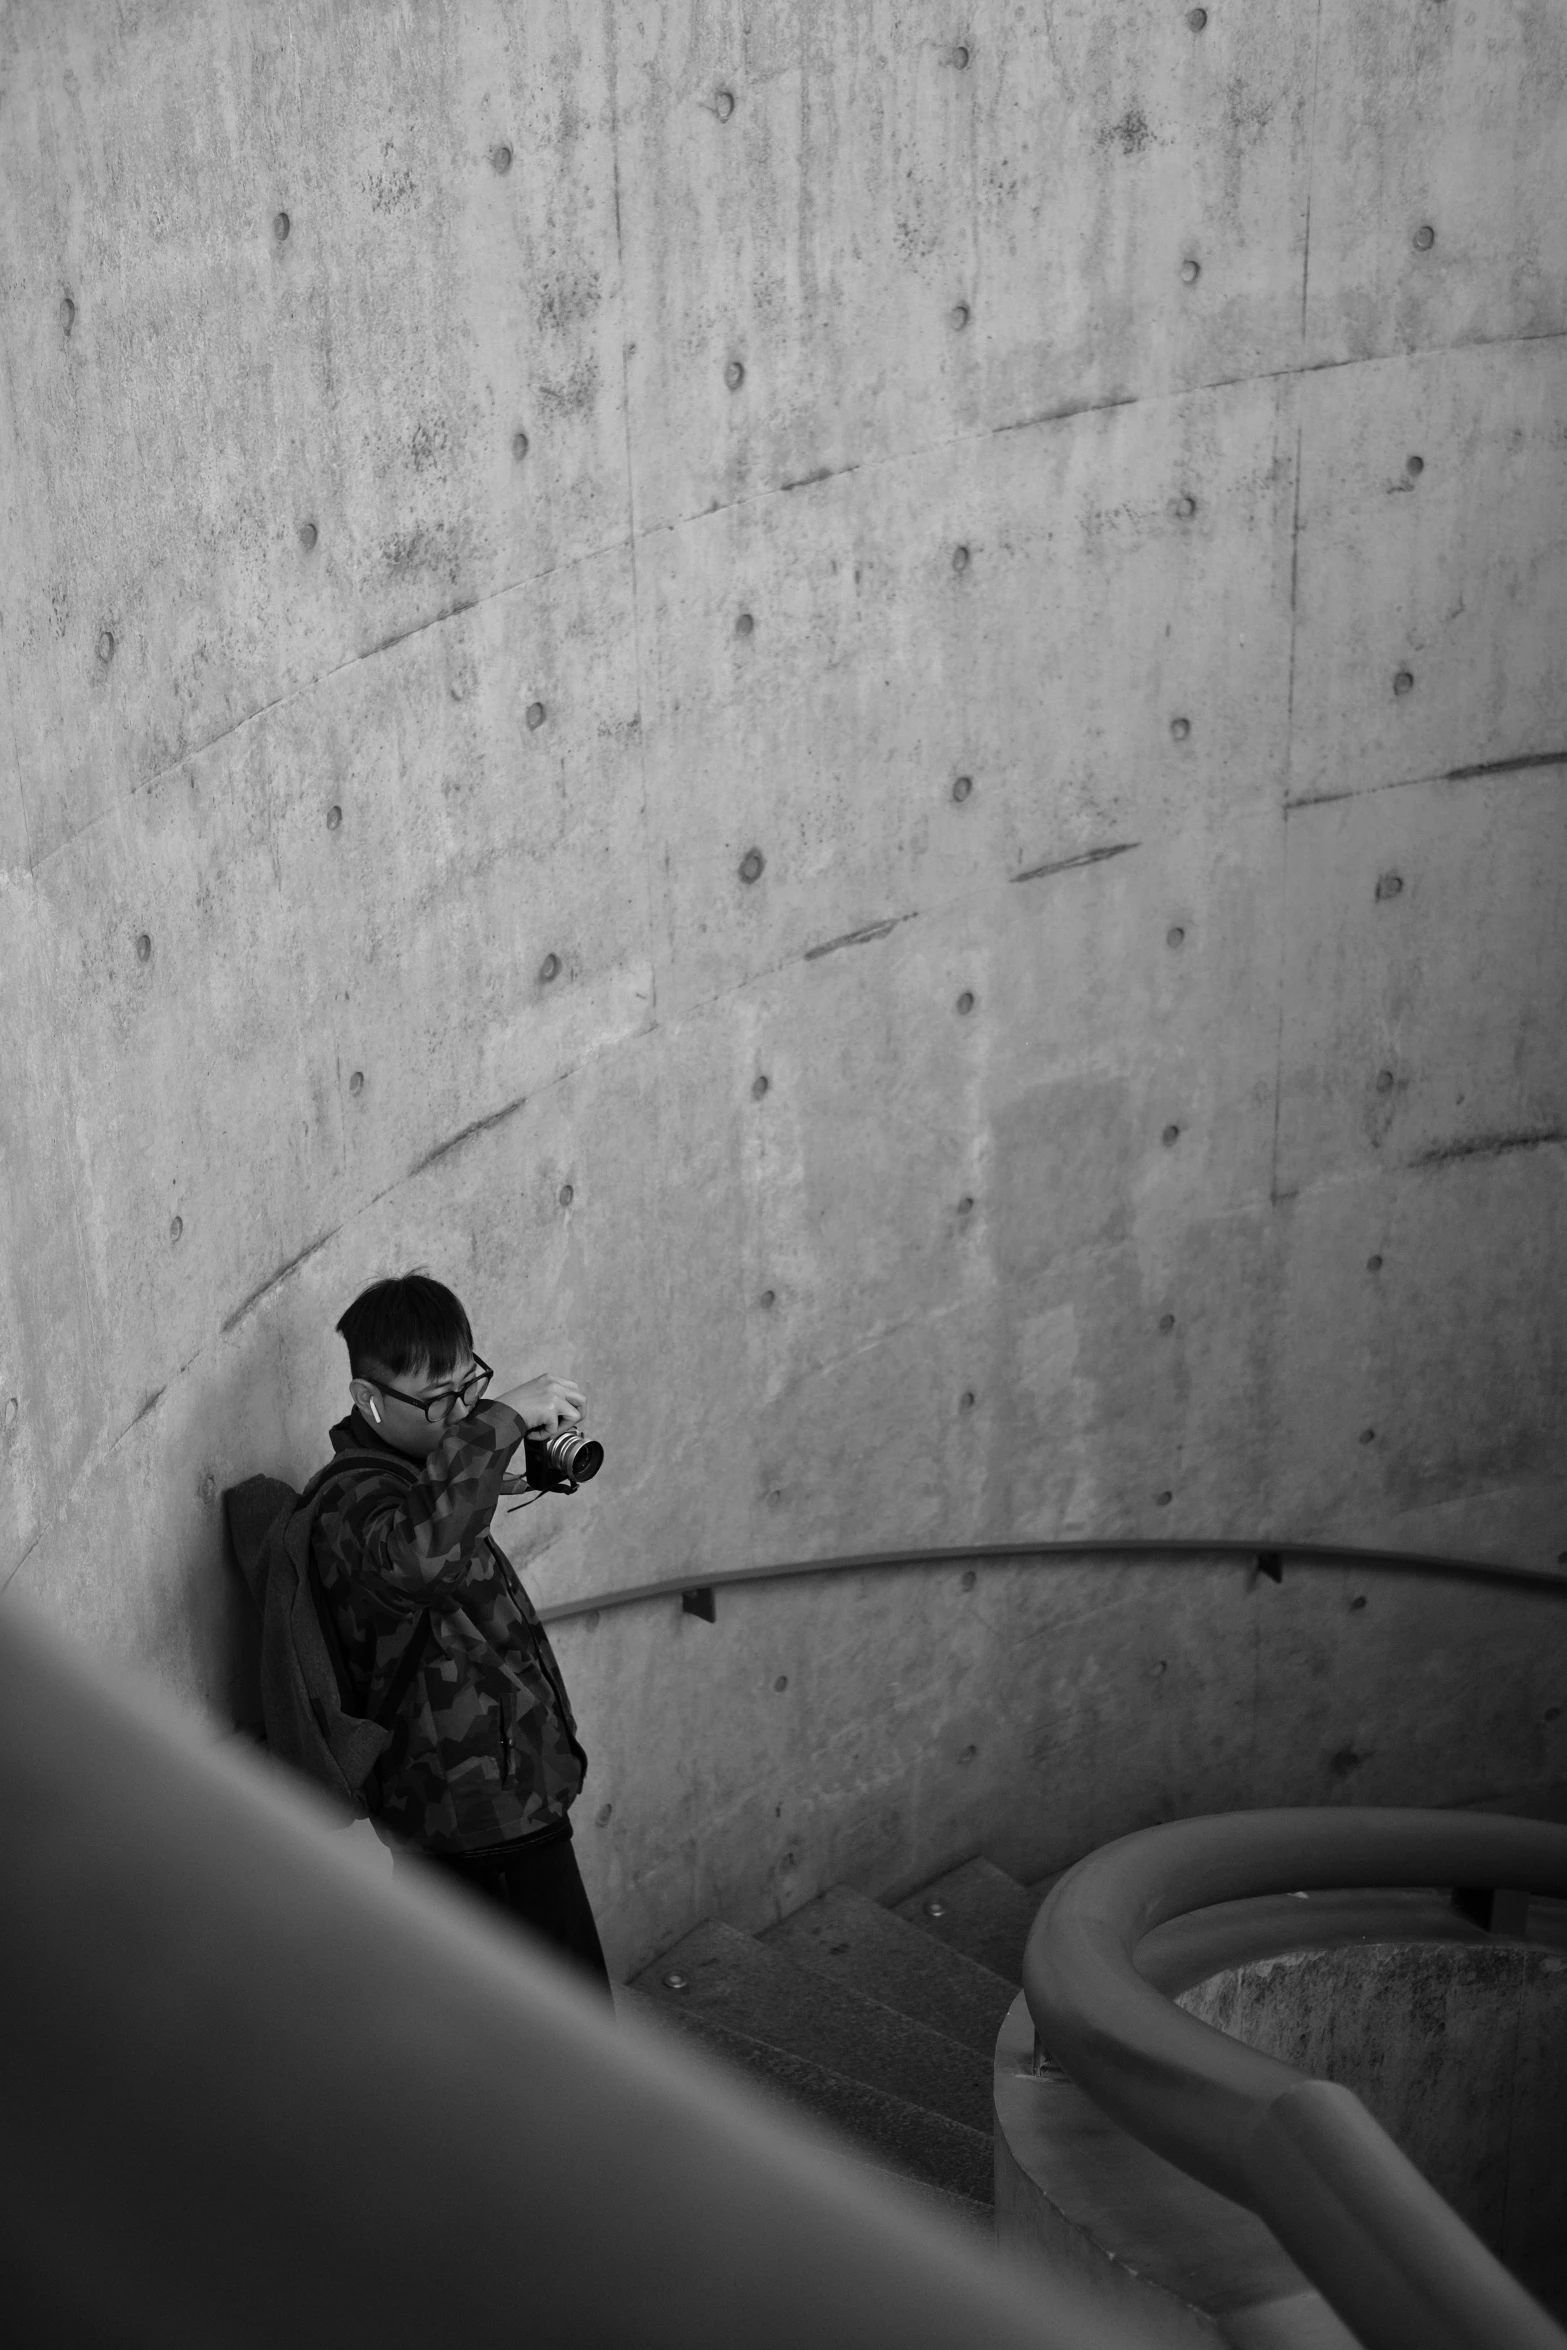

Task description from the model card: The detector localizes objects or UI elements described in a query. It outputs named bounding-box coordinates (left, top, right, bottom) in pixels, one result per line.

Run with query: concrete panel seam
left=94, top=534, right=640, bottom=836
left=363, top=1053, right=592, bottom=1216
left=989, top=331, right=1567, bottom=454
left=633, top=330, right=1567, bottom=577
left=1286, top=747, right=1567, bottom=814
left=606, top=75, right=658, bottom=1023
left=991, top=392, right=1140, bottom=437
left=1010, top=842, right=1137, bottom=886
left=803, top=915, right=915, bottom=963
left=1442, top=750, right=1567, bottom=786
left=0, top=1531, right=43, bottom=1602
left=131, top=1386, right=165, bottom=1430
left=749, top=1296, right=973, bottom=1403
left=220, top=1225, right=342, bottom=1337
left=1298, top=0, right=1326, bottom=346
left=780, top=465, right=856, bottom=494
left=1284, top=410, right=1305, bottom=748
left=676, top=834, right=1165, bottom=1021
left=1411, top=1129, right=1566, bottom=1170
left=406, top=1091, right=531, bottom=1180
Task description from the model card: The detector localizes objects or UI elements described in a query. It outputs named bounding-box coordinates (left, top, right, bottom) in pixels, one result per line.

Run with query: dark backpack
left=223, top=1449, right=434, bottom=1820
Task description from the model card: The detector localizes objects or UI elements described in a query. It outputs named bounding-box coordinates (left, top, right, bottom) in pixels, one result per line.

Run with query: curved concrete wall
left=2, top=4, right=1564, bottom=1780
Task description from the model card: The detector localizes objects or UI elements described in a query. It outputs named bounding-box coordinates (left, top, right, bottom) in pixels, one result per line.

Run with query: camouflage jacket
left=310, top=1399, right=586, bottom=1855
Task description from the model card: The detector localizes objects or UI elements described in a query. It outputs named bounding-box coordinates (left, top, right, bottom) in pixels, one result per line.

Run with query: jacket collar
left=330, top=1406, right=409, bottom=1459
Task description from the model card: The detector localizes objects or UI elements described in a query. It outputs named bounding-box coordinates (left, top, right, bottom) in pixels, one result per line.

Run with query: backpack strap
left=302, top=1447, right=433, bottom=1733
left=305, top=1549, right=360, bottom=1721
left=299, top=1445, right=420, bottom=1509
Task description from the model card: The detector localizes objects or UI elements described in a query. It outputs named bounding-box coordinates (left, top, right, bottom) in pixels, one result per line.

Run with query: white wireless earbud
left=369, top=1397, right=382, bottom=1423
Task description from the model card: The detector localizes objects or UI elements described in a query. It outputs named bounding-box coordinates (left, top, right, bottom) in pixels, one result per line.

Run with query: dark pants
left=397, top=1821, right=613, bottom=2001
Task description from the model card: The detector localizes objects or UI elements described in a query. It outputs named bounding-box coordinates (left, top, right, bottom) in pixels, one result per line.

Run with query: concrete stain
left=535, top=355, right=601, bottom=417
left=535, top=271, right=604, bottom=335
left=380, top=524, right=460, bottom=580
left=407, top=417, right=451, bottom=473
left=366, top=144, right=416, bottom=213
left=1097, top=108, right=1154, bottom=157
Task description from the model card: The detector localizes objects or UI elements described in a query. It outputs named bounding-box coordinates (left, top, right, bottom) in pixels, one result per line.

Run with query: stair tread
left=622, top=1985, right=994, bottom=2206
left=631, top=1919, right=992, bottom=2135
left=893, top=1855, right=1043, bottom=1982
left=761, top=1884, right=1018, bottom=2057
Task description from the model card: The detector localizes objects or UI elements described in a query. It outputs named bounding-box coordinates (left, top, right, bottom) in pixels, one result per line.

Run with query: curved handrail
left=536, top=1534, right=1567, bottom=1623
left=1023, top=1809, right=1567, bottom=2350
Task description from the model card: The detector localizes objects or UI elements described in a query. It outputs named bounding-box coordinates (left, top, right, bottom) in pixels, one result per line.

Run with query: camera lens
left=561, top=1435, right=604, bottom=1481
left=525, top=1428, right=605, bottom=1488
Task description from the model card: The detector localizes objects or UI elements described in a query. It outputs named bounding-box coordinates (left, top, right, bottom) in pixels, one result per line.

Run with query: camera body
left=523, top=1426, right=604, bottom=1495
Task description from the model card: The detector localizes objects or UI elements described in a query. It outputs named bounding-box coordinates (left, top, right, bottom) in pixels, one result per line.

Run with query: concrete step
left=622, top=1986, right=994, bottom=2206
left=893, top=1855, right=1044, bottom=1983
left=761, top=1884, right=1018, bottom=2058
left=631, top=1919, right=992, bottom=2135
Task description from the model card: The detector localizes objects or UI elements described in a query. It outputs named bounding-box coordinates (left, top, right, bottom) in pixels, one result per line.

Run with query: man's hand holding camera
left=497, top=1371, right=584, bottom=1434
left=495, top=1372, right=602, bottom=1496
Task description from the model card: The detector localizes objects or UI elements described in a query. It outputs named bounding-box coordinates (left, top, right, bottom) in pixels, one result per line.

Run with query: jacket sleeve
left=335, top=1401, right=528, bottom=1608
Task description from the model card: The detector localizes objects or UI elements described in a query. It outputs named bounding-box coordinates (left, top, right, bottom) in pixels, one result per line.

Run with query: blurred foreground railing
left=1024, top=1808, right=1567, bottom=2350
left=0, top=1598, right=1169, bottom=2350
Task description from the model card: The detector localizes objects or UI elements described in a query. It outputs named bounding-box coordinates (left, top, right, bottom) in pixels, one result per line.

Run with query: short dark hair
left=335, top=1270, right=473, bottom=1383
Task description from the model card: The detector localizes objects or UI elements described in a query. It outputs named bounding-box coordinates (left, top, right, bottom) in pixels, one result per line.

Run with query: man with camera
left=313, top=1270, right=610, bottom=1996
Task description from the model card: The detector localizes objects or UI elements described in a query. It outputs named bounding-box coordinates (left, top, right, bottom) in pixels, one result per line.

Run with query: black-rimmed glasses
left=370, top=1354, right=493, bottom=1425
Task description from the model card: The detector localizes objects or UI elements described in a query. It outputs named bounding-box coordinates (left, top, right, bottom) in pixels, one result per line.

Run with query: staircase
left=623, top=1855, right=1054, bottom=2238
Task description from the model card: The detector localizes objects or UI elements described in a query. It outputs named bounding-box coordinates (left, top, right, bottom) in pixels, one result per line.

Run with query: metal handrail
left=0, top=1596, right=1179, bottom=2350
left=1022, top=1808, right=1567, bottom=2350
left=535, top=1533, right=1567, bottom=1624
